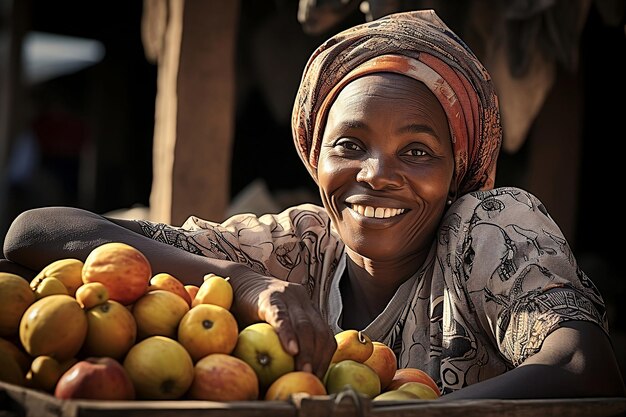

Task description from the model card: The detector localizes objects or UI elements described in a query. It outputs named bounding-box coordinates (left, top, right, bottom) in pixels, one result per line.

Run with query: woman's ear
left=447, top=174, right=458, bottom=204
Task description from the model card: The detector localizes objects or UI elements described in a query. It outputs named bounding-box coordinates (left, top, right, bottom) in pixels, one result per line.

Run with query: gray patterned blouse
left=135, top=186, right=607, bottom=394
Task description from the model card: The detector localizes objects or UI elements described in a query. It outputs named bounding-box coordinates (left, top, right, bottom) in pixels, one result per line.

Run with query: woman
left=3, top=10, right=624, bottom=398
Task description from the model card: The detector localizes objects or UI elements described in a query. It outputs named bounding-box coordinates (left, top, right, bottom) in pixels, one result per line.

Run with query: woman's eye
left=404, top=149, right=427, bottom=157
left=336, top=139, right=362, bottom=151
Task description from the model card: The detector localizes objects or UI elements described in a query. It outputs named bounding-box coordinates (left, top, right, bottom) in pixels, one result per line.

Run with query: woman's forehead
left=329, top=73, right=445, bottom=121
left=334, top=73, right=436, bottom=102
left=325, top=73, right=451, bottom=145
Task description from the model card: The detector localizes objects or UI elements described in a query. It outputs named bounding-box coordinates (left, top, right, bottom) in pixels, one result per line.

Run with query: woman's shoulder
left=259, top=203, right=332, bottom=230
left=439, top=186, right=560, bottom=243
left=455, top=186, right=541, bottom=206
left=448, top=186, right=550, bottom=221
left=276, top=202, right=330, bottom=219
left=180, top=203, right=334, bottom=241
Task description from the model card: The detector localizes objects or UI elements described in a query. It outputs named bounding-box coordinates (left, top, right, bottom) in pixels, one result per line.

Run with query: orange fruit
left=265, top=371, right=327, bottom=400
left=177, top=304, right=239, bottom=361
left=331, top=329, right=373, bottom=363
left=75, top=282, right=109, bottom=309
left=82, top=242, right=151, bottom=305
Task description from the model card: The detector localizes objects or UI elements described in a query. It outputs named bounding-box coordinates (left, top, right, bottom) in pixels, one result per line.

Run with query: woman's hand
left=228, top=265, right=337, bottom=380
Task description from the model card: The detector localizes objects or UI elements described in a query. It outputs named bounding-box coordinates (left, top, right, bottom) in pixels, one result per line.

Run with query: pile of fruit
left=0, top=242, right=440, bottom=402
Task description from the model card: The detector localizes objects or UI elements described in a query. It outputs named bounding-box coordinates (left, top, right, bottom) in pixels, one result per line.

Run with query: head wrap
left=292, top=9, right=502, bottom=195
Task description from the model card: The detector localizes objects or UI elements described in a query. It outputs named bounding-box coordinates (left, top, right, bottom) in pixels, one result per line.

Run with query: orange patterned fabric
left=292, top=9, right=502, bottom=195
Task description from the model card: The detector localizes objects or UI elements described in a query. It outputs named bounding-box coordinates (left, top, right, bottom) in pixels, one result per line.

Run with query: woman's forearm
left=440, top=321, right=625, bottom=400
left=2, top=206, right=247, bottom=287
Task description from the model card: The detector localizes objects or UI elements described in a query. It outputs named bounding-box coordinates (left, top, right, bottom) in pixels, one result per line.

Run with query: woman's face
left=317, top=73, right=455, bottom=261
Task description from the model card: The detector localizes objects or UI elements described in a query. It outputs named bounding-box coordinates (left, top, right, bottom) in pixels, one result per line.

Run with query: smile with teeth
left=350, top=204, right=406, bottom=219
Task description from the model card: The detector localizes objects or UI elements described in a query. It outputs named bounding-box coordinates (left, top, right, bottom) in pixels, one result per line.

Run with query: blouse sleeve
left=446, top=187, right=608, bottom=367
left=131, top=203, right=337, bottom=285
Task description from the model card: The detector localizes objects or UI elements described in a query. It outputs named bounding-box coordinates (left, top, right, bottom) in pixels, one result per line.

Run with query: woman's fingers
left=256, top=286, right=300, bottom=356
left=289, top=310, right=316, bottom=372
left=256, top=281, right=336, bottom=377
left=307, top=306, right=336, bottom=379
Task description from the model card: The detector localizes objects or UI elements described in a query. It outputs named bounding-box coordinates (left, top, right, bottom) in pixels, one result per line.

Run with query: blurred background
left=0, top=0, right=625, bottom=374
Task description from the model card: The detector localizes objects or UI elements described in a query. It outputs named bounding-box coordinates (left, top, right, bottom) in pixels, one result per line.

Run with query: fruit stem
left=358, top=330, right=367, bottom=344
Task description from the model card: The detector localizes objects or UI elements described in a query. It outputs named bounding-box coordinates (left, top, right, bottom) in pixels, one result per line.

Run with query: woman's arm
left=3, top=206, right=336, bottom=379
left=440, top=321, right=626, bottom=400
left=4, top=206, right=233, bottom=283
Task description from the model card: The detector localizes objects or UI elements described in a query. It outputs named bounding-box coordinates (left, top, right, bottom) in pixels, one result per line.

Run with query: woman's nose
left=356, top=156, right=403, bottom=189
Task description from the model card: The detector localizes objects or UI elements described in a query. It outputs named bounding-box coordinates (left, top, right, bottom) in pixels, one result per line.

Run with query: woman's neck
left=339, top=248, right=429, bottom=330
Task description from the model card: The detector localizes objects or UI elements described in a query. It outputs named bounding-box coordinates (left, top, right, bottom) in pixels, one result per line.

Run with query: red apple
left=188, top=353, right=259, bottom=401
left=363, top=341, right=397, bottom=390
left=387, top=367, right=440, bottom=396
left=54, top=357, right=135, bottom=400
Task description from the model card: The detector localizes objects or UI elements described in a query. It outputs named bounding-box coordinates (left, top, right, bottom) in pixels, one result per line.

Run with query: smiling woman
left=318, top=74, right=454, bottom=269
left=2, top=9, right=625, bottom=400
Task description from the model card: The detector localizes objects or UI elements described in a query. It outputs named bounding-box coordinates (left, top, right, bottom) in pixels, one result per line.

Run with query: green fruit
left=373, top=390, right=419, bottom=401
left=232, top=322, right=295, bottom=391
left=325, top=359, right=381, bottom=398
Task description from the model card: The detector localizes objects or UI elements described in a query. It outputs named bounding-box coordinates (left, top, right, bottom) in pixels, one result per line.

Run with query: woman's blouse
left=134, top=186, right=607, bottom=394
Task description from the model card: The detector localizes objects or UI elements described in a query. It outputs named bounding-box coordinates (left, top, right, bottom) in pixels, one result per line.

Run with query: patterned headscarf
left=292, top=9, right=502, bottom=195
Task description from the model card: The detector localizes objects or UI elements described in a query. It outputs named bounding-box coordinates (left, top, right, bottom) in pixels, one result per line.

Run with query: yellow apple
left=123, top=336, right=194, bottom=400
left=232, top=322, right=295, bottom=392
left=0, top=272, right=35, bottom=337
left=19, top=294, right=87, bottom=361
left=32, top=258, right=84, bottom=296
left=26, top=355, right=69, bottom=393
left=0, top=353, right=25, bottom=386
left=192, top=273, right=233, bottom=310
left=31, top=277, right=68, bottom=299
left=83, top=300, right=137, bottom=359
left=0, top=337, right=31, bottom=374
left=373, top=390, right=419, bottom=401
left=132, top=289, right=189, bottom=339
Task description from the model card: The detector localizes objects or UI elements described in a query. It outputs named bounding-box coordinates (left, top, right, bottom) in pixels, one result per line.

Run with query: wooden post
left=145, top=0, right=239, bottom=225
